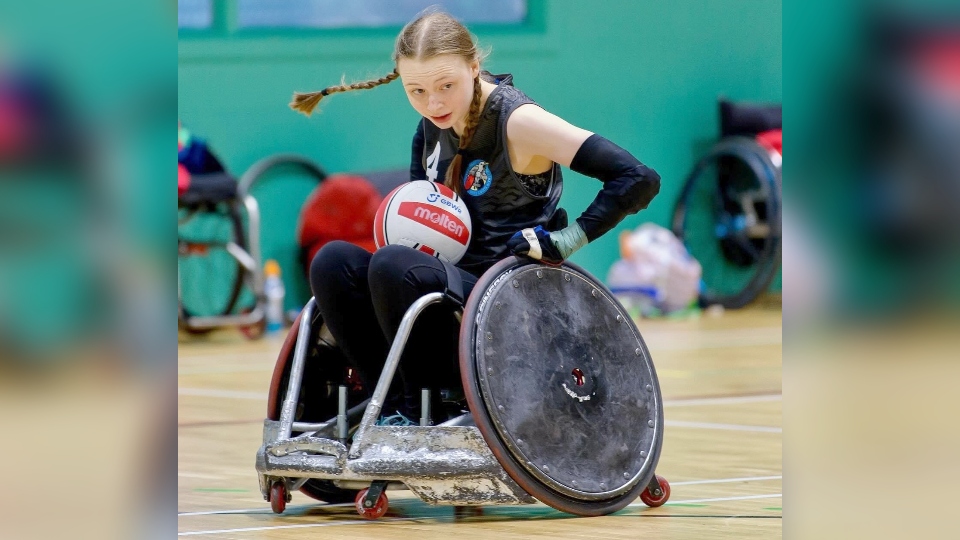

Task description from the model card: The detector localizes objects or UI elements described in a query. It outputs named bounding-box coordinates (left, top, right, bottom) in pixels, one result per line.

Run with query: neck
left=453, top=78, right=498, bottom=136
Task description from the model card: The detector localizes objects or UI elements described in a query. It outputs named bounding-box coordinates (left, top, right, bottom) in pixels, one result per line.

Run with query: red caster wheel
left=355, top=487, right=389, bottom=519
left=239, top=308, right=266, bottom=340
left=269, top=481, right=288, bottom=514
left=239, top=319, right=266, bottom=339
left=639, top=475, right=671, bottom=507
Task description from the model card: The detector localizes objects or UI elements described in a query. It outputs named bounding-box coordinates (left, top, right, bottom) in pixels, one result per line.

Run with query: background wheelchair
left=256, top=256, right=671, bottom=518
left=671, top=100, right=783, bottom=309
left=177, top=151, right=329, bottom=338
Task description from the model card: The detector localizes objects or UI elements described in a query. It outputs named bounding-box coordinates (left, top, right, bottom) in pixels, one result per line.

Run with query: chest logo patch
left=463, top=159, right=492, bottom=196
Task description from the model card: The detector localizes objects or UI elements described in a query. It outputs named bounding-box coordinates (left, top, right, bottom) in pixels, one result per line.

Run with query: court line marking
left=665, top=420, right=781, bottom=433
left=178, top=503, right=352, bottom=517
left=671, top=475, right=781, bottom=486
left=663, top=394, right=781, bottom=407
left=634, top=514, right=781, bottom=519
left=179, top=365, right=274, bottom=376
left=177, top=494, right=783, bottom=535
left=178, top=389, right=783, bottom=404
left=660, top=493, right=781, bottom=505
left=178, top=388, right=264, bottom=400
left=178, top=418, right=263, bottom=429
left=177, top=517, right=421, bottom=536
left=178, top=476, right=782, bottom=517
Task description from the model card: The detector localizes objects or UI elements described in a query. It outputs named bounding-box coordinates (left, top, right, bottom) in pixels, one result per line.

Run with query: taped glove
left=507, top=223, right=587, bottom=265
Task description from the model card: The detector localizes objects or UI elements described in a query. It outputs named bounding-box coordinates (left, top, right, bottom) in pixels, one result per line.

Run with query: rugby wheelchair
left=256, top=256, right=671, bottom=518
left=671, top=100, right=783, bottom=309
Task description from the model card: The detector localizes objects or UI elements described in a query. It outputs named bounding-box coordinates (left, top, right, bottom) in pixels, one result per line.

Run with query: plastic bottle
left=263, top=260, right=285, bottom=334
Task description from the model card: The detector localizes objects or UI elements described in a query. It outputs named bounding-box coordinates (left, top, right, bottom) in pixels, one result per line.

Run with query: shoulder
left=505, top=103, right=556, bottom=136
left=504, top=104, right=593, bottom=164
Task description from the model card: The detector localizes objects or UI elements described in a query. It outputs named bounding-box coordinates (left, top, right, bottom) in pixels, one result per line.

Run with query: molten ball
left=373, top=180, right=472, bottom=263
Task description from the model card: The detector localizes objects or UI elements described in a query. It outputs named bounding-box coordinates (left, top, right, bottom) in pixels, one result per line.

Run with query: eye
left=410, top=88, right=424, bottom=96
left=441, top=83, right=453, bottom=90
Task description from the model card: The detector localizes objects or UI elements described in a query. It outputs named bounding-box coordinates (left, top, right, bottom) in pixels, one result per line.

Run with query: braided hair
left=290, top=70, right=400, bottom=115
left=444, top=75, right=483, bottom=196
left=289, top=10, right=489, bottom=196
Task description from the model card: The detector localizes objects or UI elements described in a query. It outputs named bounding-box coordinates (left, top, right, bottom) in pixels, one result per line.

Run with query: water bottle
left=263, top=259, right=285, bottom=334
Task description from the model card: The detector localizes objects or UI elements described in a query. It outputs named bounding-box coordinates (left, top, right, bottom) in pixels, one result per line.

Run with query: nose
left=427, top=93, right=443, bottom=113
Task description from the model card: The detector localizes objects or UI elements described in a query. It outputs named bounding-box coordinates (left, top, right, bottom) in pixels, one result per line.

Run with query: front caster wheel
left=269, top=481, right=288, bottom=514
left=355, top=487, right=389, bottom=519
left=639, top=474, right=671, bottom=507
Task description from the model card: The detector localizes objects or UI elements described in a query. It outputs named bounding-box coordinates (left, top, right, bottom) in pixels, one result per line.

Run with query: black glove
left=507, top=226, right=566, bottom=266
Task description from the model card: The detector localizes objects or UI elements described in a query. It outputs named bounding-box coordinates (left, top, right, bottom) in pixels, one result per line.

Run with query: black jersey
left=412, top=72, right=566, bottom=276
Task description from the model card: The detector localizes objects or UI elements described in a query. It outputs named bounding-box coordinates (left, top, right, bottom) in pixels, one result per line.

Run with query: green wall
left=179, top=1, right=782, bottom=308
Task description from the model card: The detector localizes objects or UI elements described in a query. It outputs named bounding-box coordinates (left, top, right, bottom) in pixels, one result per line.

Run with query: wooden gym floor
left=178, top=301, right=782, bottom=538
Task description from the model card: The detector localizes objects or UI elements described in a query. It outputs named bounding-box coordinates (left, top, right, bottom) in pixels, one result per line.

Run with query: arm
left=568, top=134, right=662, bottom=242
left=505, top=105, right=661, bottom=262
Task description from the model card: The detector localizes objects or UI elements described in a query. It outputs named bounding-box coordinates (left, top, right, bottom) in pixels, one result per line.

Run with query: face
left=397, top=54, right=479, bottom=131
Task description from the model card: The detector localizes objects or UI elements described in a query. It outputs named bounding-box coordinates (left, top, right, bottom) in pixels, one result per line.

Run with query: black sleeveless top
left=410, top=72, right=566, bottom=276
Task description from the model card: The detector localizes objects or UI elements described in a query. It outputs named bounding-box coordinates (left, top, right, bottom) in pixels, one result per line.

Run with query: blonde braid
left=290, top=69, right=400, bottom=116
left=444, top=75, right=483, bottom=196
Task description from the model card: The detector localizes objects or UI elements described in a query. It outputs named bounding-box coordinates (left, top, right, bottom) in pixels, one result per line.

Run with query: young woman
left=291, top=10, right=660, bottom=423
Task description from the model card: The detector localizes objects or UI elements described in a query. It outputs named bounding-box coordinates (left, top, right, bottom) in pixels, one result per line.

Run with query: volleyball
left=373, top=180, right=472, bottom=263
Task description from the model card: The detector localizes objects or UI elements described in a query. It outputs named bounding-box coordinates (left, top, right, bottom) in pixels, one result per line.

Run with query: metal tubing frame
left=239, top=194, right=263, bottom=300
left=252, top=287, right=557, bottom=508
left=292, top=399, right=370, bottom=434
left=420, top=388, right=431, bottom=427
left=348, top=292, right=445, bottom=458
left=278, top=299, right=316, bottom=440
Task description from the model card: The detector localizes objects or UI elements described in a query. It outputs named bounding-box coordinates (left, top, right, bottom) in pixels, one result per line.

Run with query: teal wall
left=179, top=1, right=782, bottom=308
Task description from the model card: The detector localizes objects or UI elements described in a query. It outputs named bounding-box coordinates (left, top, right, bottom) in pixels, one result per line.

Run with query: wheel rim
left=672, top=137, right=782, bottom=308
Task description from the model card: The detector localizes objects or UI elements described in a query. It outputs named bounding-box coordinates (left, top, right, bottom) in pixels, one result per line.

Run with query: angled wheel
left=355, top=488, right=388, bottom=519
left=639, top=475, right=670, bottom=507
left=460, top=257, right=664, bottom=516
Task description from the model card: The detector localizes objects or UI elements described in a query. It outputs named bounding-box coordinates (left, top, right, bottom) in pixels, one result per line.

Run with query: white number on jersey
left=425, top=141, right=441, bottom=182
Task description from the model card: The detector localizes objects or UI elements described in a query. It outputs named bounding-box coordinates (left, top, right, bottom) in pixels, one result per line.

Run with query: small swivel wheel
left=639, top=474, right=671, bottom=507
left=239, top=318, right=266, bottom=340
left=355, top=486, right=389, bottom=519
left=269, top=481, right=288, bottom=514
left=239, top=307, right=266, bottom=340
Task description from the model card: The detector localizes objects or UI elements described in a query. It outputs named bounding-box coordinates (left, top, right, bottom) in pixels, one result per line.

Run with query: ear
left=470, top=58, right=480, bottom=79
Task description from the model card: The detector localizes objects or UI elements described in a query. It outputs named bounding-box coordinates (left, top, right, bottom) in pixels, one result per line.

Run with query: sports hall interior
left=178, top=1, right=782, bottom=538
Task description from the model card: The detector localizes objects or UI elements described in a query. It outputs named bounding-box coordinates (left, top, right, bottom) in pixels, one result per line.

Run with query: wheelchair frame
left=256, top=294, right=536, bottom=516
left=256, top=259, right=671, bottom=518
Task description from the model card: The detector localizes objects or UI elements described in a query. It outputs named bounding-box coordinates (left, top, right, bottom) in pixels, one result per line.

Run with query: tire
left=459, top=258, right=663, bottom=516
left=672, top=137, right=782, bottom=309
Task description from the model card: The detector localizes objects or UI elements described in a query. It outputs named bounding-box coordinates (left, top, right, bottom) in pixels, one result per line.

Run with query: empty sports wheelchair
left=177, top=142, right=328, bottom=337
left=671, top=100, right=783, bottom=309
left=256, top=255, right=671, bottom=518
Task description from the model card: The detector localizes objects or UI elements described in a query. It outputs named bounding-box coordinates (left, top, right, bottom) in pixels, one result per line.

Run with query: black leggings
left=309, top=241, right=478, bottom=413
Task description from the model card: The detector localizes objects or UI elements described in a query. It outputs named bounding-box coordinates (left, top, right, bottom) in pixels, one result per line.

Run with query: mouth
left=430, top=113, right=452, bottom=123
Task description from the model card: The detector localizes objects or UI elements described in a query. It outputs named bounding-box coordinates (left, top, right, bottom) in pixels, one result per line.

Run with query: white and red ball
left=373, top=180, right=472, bottom=263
